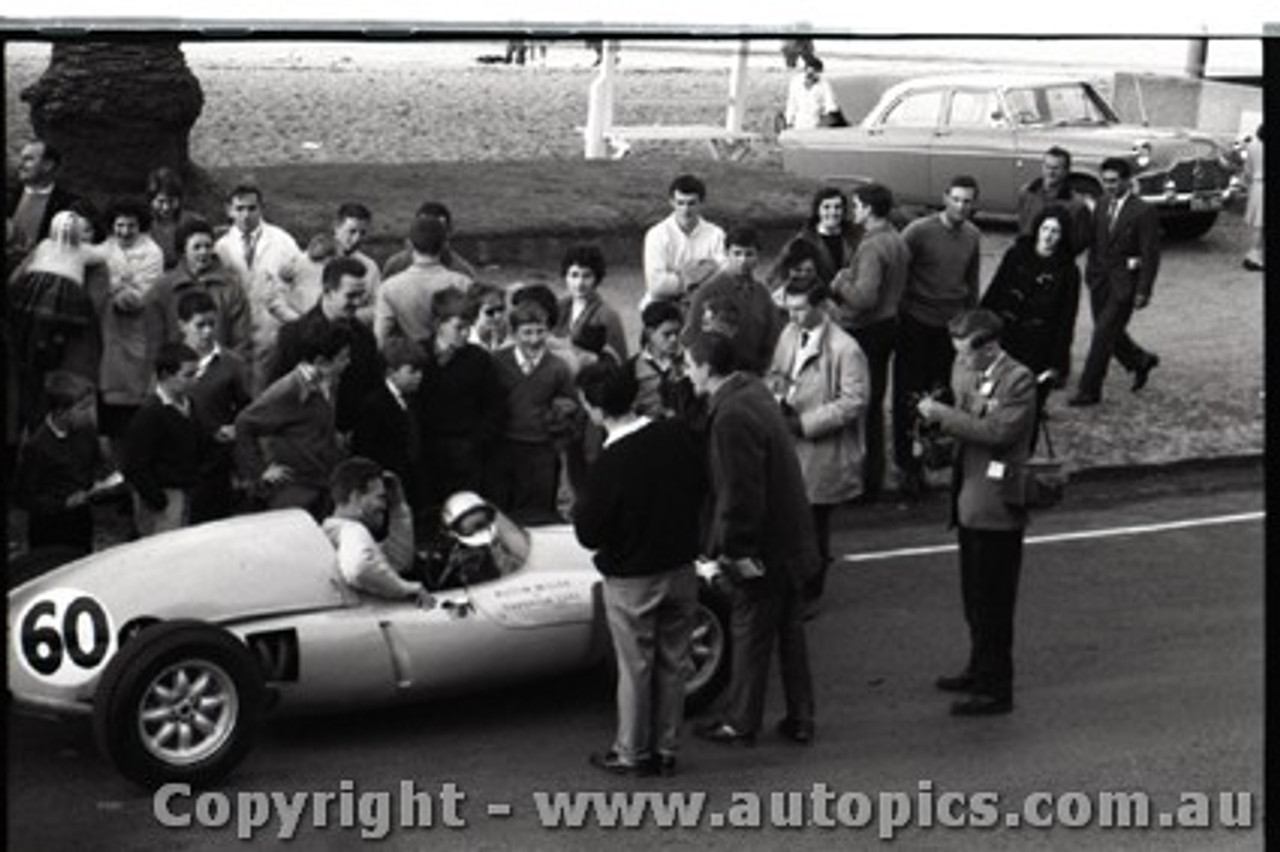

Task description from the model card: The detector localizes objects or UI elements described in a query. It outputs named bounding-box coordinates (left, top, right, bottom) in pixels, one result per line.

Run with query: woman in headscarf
left=7, top=209, right=103, bottom=429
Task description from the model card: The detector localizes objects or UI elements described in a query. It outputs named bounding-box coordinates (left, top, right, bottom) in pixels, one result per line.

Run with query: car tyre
left=685, top=588, right=731, bottom=711
left=1160, top=212, right=1218, bottom=241
left=92, top=620, right=265, bottom=789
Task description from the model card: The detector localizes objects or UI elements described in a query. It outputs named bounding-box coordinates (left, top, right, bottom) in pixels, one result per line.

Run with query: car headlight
left=1132, top=141, right=1152, bottom=170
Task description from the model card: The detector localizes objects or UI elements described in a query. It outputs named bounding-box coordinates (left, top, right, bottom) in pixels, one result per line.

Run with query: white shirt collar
left=603, top=415, right=653, bottom=448
left=385, top=377, right=408, bottom=410
left=514, top=346, right=545, bottom=373
left=45, top=413, right=69, bottom=439
left=156, top=383, right=191, bottom=415
left=197, top=343, right=222, bottom=375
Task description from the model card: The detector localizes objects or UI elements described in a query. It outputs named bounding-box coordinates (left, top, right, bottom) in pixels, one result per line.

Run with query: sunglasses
left=482, top=306, right=506, bottom=317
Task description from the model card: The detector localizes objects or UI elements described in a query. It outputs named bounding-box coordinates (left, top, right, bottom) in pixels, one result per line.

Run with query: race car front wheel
left=93, top=620, right=265, bottom=789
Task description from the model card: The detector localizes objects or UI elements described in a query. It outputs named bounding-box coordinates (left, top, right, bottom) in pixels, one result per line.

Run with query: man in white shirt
left=213, top=183, right=303, bottom=392
left=784, top=56, right=841, bottom=130
left=322, top=456, right=432, bottom=603
left=641, top=174, right=726, bottom=310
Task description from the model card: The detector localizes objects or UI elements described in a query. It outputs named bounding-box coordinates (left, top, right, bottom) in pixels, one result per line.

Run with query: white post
left=725, top=38, right=750, bottom=133
left=584, top=40, right=619, bottom=159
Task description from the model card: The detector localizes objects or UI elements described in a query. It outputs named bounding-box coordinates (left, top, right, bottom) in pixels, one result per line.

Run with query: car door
left=929, top=86, right=1019, bottom=213
left=860, top=86, right=946, bottom=204
left=379, top=528, right=601, bottom=699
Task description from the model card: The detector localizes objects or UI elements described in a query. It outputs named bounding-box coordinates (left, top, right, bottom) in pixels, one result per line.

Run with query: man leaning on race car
left=322, top=457, right=433, bottom=605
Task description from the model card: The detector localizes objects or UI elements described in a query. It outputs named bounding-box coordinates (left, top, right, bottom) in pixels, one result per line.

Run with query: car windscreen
left=1005, top=83, right=1117, bottom=127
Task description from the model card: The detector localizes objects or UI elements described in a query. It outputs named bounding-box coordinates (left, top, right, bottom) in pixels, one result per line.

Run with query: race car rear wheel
left=685, top=592, right=731, bottom=710
left=93, top=620, right=265, bottom=789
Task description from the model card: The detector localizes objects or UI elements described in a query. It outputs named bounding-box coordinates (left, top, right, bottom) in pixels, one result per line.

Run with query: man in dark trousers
left=269, top=256, right=382, bottom=433
left=893, top=175, right=982, bottom=498
left=572, top=360, right=706, bottom=777
left=686, top=331, right=822, bottom=746
left=351, top=337, right=426, bottom=523
left=1069, top=157, right=1161, bottom=406
left=916, top=309, right=1037, bottom=716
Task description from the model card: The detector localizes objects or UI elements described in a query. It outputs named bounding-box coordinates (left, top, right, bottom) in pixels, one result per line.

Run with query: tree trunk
left=20, top=41, right=216, bottom=209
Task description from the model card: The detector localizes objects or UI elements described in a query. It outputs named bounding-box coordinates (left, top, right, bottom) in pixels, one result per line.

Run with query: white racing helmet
left=441, top=491, right=498, bottom=547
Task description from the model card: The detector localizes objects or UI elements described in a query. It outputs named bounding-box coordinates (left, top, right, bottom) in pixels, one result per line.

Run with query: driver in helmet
left=428, top=491, right=530, bottom=590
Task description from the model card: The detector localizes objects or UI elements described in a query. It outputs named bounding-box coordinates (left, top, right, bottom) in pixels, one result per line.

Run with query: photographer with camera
left=915, top=309, right=1036, bottom=717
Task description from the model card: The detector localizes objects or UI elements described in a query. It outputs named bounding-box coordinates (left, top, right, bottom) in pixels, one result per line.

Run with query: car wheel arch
left=92, top=619, right=266, bottom=789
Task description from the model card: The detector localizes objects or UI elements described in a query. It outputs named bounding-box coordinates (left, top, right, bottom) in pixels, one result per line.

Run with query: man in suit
left=1069, top=157, right=1161, bottom=406
left=6, top=140, right=79, bottom=265
left=269, top=257, right=382, bottom=434
left=686, top=331, right=822, bottom=745
left=916, top=309, right=1037, bottom=716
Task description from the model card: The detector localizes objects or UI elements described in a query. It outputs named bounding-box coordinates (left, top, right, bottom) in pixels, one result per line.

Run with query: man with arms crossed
left=642, top=174, right=726, bottom=310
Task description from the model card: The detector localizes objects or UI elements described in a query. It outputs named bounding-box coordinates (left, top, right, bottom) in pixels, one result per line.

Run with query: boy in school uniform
left=487, top=300, right=578, bottom=522
left=176, top=290, right=252, bottom=522
left=121, top=342, right=204, bottom=536
left=13, top=370, right=107, bottom=554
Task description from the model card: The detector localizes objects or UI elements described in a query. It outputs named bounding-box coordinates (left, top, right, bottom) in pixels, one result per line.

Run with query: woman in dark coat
left=767, top=186, right=862, bottom=290
left=980, top=204, right=1081, bottom=434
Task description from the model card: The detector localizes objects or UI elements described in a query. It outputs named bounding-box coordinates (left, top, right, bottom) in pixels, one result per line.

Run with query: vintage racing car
left=8, top=509, right=730, bottom=788
left=781, top=73, right=1245, bottom=240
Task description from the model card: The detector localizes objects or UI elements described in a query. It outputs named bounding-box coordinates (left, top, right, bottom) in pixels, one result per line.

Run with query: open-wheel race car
left=8, top=509, right=730, bottom=788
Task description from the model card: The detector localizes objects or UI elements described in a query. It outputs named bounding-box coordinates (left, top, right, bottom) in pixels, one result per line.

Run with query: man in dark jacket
left=270, top=256, right=382, bottom=433
left=686, top=331, right=822, bottom=746
left=573, top=360, right=706, bottom=776
left=1069, top=157, right=1161, bottom=406
left=7, top=140, right=80, bottom=258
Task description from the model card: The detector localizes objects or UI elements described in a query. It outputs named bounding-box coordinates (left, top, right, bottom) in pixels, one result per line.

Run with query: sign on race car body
left=14, top=588, right=116, bottom=688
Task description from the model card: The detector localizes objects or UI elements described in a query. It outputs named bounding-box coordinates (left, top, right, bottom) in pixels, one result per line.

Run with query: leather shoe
left=589, top=750, right=653, bottom=776
left=775, top=717, right=815, bottom=744
left=1131, top=355, right=1160, bottom=393
left=695, top=720, right=756, bottom=747
left=934, top=673, right=975, bottom=693
left=648, top=753, right=677, bottom=777
left=950, top=695, right=1013, bottom=717
left=1242, top=258, right=1264, bottom=272
left=1066, top=393, right=1100, bottom=407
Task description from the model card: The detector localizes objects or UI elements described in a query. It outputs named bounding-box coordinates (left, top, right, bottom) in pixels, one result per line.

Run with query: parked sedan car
left=781, top=73, right=1244, bottom=240
left=7, top=509, right=730, bottom=788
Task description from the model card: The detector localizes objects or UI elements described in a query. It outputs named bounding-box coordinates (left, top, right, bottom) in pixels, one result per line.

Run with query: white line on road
left=840, top=511, right=1265, bottom=564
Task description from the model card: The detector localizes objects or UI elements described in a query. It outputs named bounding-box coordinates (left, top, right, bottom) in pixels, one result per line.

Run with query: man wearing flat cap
left=915, top=308, right=1037, bottom=717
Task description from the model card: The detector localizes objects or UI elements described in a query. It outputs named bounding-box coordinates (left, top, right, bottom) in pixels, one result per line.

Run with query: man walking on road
left=1069, top=157, right=1161, bottom=406
left=573, top=360, right=706, bottom=777
left=916, top=309, right=1036, bottom=716
left=687, top=331, right=821, bottom=746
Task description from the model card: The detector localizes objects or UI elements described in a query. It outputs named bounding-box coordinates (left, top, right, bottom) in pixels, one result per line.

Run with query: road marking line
left=839, top=511, right=1265, bottom=564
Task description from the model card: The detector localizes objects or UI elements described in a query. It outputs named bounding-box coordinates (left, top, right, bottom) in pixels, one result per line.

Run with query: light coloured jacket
left=933, top=350, right=1037, bottom=531
left=769, top=317, right=869, bottom=504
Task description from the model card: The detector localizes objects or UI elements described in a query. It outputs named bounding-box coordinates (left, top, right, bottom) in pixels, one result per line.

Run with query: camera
left=909, top=386, right=956, bottom=471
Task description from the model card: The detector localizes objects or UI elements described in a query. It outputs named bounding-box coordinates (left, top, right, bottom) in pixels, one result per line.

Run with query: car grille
left=1137, top=157, right=1230, bottom=195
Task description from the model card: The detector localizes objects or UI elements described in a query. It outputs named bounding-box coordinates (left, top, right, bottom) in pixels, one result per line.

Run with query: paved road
left=7, top=465, right=1263, bottom=851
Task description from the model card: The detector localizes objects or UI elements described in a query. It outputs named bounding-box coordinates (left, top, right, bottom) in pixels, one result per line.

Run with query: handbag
left=1022, top=414, right=1067, bottom=509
